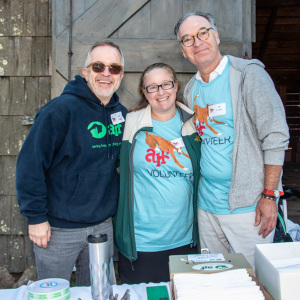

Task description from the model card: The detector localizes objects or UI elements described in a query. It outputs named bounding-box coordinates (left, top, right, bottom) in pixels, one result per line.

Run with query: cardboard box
left=169, top=253, right=253, bottom=280
left=255, top=242, right=300, bottom=300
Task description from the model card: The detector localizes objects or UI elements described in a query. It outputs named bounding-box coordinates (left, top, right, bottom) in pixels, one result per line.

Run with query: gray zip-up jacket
left=184, top=55, right=289, bottom=210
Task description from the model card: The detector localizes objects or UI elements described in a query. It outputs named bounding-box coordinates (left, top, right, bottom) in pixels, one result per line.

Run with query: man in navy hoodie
left=16, top=41, right=127, bottom=285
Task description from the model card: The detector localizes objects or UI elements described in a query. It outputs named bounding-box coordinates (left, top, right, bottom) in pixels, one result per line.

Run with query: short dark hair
left=130, top=63, right=183, bottom=112
left=174, top=11, right=217, bottom=40
left=84, top=40, right=124, bottom=68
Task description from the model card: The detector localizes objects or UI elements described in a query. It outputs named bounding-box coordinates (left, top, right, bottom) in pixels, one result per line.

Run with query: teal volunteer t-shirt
left=192, top=60, right=256, bottom=214
left=133, top=110, right=194, bottom=251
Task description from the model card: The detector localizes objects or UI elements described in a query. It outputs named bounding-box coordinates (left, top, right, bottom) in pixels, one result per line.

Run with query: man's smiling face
left=177, top=15, right=221, bottom=69
left=82, top=45, right=124, bottom=105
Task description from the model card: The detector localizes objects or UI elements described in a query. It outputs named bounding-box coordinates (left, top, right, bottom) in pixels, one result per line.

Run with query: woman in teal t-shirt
left=114, top=63, right=201, bottom=284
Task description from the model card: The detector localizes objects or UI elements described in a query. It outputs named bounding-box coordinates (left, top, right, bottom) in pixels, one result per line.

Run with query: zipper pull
left=130, top=258, right=135, bottom=271
left=190, top=239, right=193, bottom=248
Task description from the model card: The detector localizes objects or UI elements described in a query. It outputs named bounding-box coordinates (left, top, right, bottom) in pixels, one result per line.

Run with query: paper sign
left=187, top=253, right=225, bottom=262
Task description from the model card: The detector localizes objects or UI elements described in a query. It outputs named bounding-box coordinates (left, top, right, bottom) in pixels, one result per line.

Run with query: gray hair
left=174, top=11, right=218, bottom=40
left=84, top=40, right=125, bottom=69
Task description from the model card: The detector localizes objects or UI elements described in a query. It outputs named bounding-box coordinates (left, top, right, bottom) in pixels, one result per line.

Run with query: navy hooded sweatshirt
left=16, top=75, right=128, bottom=228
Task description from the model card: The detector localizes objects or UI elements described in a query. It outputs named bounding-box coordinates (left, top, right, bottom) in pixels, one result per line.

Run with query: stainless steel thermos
left=88, top=234, right=111, bottom=300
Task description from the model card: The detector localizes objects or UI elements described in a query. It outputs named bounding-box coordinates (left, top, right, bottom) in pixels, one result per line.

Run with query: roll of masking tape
left=27, top=278, right=70, bottom=300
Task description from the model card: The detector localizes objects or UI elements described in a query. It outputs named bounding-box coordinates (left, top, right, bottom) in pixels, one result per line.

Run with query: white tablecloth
left=0, top=282, right=171, bottom=300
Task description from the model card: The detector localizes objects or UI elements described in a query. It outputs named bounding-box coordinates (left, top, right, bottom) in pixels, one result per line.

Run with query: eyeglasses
left=144, top=81, right=175, bottom=93
left=87, top=62, right=123, bottom=75
left=180, top=27, right=213, bottom=47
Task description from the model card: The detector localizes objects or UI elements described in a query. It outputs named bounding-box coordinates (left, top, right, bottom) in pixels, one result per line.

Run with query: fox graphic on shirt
left=193, top=95, right=228, bottom=136
left=145, top=131, right=190, bottom=170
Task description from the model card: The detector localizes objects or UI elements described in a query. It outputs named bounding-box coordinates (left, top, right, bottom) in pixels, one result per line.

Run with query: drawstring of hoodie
left=110, top=133, right=114, bottom=160
left=108, top=124, right=113, bottom=160
left=104, top=108, right=114, bottom=159
left=104, top=108, right=110, bottom=158
left=109, top=109, right=114, bottom=160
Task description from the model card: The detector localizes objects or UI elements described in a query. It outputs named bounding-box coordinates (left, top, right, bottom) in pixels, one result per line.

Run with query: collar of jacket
left=124, top=102, right=194, bottom=143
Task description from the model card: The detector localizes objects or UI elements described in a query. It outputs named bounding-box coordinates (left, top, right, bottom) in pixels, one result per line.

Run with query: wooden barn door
left=52, top=0, right=254, bottom=109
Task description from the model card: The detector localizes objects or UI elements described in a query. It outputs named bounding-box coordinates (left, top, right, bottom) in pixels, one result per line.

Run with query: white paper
left=110, top=111, right=125, bottom=125
left=187, top=253, right=225, bottom=262
left=173, top=269, right=264, bottom=300
left=208, top=103, right=226, bottom=117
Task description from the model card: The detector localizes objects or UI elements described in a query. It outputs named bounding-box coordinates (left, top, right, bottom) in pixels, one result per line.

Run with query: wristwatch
left=263, top=189, right=284, bottom=198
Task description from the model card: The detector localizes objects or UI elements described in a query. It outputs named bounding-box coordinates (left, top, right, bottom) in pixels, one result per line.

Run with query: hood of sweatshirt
left=227, top=55, right=265, bottom=73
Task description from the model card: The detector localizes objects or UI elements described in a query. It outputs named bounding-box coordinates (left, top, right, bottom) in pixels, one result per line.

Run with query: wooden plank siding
left=53, top=0, right=253, bottom=111
left=56, top=38, right=243, bottom=75
left=0, top=0, right=297, bottom=274
left=0, top=0, right=52, bottom=273
left=253, top=1, right=300, bottom=156
left=0, top=0, right=254, bottom=273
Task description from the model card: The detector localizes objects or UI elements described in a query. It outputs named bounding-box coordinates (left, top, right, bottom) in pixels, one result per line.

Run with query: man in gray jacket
left=174, top=11, right=289, bottom=272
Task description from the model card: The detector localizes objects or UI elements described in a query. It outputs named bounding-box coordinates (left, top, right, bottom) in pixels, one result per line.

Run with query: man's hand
left=255, top=197, right=278, bottom=238
left=28, top=221, right=51, bottom=248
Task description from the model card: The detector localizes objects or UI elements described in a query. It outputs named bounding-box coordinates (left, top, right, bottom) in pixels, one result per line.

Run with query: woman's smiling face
left=143, top=68, right=178, bottom=117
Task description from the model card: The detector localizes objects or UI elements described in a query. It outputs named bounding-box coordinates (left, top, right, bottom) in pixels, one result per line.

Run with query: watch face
left=274, top=190, right=279, bottom=198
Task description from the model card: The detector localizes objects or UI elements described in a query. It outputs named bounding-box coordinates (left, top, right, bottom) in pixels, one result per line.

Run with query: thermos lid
left=87, top=234, right=108, bottom=243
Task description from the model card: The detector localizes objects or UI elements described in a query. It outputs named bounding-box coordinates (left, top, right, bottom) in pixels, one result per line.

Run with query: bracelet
left=263, top=189, right=284, bottom=197
left=261, top=193, right=276, bottom=201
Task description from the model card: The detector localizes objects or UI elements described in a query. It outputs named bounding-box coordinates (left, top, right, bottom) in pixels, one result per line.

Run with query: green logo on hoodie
left=87, top=122, right=107, bottom=139
left=87, top=122, right=123, bottom=139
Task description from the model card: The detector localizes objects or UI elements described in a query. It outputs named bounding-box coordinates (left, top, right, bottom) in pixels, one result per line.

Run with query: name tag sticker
left=187, top=253, right=225, bottom=262
left=171, top=137, right=185, bottom=148
left=208, top=103, right=226, bottom=117
left=111, top=111, right=125, bottom=125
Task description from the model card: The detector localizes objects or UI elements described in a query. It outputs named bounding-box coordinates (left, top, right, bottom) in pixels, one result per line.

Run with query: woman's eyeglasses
left=144, top=81, right=175, bottom=93
left=87, top=62, right=123, bottom=75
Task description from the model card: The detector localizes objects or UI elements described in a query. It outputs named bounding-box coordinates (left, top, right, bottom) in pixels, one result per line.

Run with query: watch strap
left=261, top=193, right=276, bottom=201
left=263, top=189, right=284, bottom=196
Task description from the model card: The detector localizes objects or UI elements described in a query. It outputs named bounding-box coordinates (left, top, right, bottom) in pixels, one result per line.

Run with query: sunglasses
left=87, top=62, right=123, bottom=75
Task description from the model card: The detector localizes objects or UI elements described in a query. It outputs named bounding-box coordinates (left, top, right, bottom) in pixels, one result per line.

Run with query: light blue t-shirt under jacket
left=133, top=110, right=194, bottom=251
left=192, top=60, right=256, bottom=214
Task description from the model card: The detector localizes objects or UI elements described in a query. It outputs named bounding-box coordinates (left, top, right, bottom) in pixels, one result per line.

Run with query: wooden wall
left=0, top=0, right=52, bottom=273
left=52, top=0, right=254, bottom=109
left=0, top=0, right=255, bottom=273
left=253, top=0, right=300, bottom=160
left=0, top=0, right=298, bottom=275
